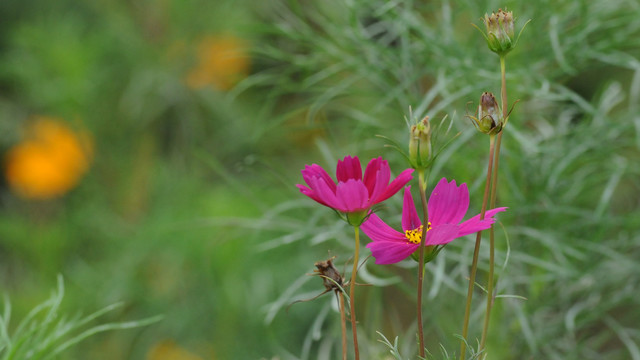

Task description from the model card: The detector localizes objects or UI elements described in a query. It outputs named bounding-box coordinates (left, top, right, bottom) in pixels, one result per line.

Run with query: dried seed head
left=314, top=257, right=344, bottom=292
left=286, top=256, right=346, bottom=311
left=469, top=92, right=503, bottom=135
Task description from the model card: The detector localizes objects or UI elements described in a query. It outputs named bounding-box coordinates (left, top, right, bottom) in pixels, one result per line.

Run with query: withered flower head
left=314, top=257, right=345, bottom=292
left=468, top=92, right=503, bottom=135
left=287, top=257, right=346, bottom=311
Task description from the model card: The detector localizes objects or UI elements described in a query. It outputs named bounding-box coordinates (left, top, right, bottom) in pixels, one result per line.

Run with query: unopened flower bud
left=409, top=116, right=431, bottom=169
left=481, top=9, right=523, bottom=56
left=469, top=92, right=503, bottom=135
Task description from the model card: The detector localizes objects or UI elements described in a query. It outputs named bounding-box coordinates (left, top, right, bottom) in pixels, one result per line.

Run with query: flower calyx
left=410, top=244, right=444, bottom=265
left=343, top=209, right=370, bottom=227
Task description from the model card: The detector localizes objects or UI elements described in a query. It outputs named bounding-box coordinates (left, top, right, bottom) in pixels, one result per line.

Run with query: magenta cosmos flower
left=361, top=178, right=507, bottom=264
left=297, top=156, right=414, bottom=225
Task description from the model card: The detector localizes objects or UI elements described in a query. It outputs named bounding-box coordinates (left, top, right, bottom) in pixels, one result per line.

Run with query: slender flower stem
left=480, top=55, right=508, bottom=352
left=460, top=135, right=496, bottom=360
left=349, top=226, right=361, bottom=360
left=500, top=56, right=507, bottom=122
left=416, top=170, right=429, bottom=357
left=339, top=292, right=347, bottom=360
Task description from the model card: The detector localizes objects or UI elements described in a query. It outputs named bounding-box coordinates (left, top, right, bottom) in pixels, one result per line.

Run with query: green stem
left=460, top=135, right=495, bottom=360
left=350, top=226, right=360, bottom=360
left=480, top=54, right=508, bottom=352
left=339, top=292, right=347, bottom=360
left=500, top=56, right=507, bottom=123
left=416, top=171, right=429, bottom=357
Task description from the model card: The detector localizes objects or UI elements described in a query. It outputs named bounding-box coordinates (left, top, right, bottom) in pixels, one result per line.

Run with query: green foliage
left=0, top=0, right=639, bottom=358
left=0, top=276, right=161, bottom=360
left=251, top=0, right=640, bottom=359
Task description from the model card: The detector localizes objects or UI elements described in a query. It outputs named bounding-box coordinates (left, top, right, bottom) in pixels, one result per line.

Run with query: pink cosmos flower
left=361, top=178, right=507, bottom=264
left=297, top=156, right=414, bottom=224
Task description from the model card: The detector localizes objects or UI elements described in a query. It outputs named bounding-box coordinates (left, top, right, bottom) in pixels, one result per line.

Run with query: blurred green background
left=1, top=0, right=639, bottom=359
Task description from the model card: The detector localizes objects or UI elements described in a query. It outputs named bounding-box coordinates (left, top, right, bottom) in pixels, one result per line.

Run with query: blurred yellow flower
left=185, top=35, right=250, bottom=91
left=146, top=340, right=205, bottom=360
left=4, top=117, right=93, bottom=200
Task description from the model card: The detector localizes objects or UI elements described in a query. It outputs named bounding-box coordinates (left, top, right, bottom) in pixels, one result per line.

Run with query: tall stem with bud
left=479, top=55, right=508, bottom=352
left=459, top=9, right=527, bottom=358
left=409, top=115, right=432, bottom=357
left=416, top=170, right=429, bottom=357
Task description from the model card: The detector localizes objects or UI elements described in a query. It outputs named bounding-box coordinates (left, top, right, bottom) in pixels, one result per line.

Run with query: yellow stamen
left=405, top=223, right=432, bottom=245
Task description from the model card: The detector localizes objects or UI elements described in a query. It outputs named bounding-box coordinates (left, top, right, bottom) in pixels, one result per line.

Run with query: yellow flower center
left=405, top=223, right=432, bottom=245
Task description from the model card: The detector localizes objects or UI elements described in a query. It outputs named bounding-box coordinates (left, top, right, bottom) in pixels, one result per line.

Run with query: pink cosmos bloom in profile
left=361, top=178, right=507, bottom=264
left=297, top=156, right=414, bottom=225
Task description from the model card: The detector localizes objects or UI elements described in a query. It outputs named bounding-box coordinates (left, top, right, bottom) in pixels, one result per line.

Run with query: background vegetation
left=1, top=0, right=639, bottom=359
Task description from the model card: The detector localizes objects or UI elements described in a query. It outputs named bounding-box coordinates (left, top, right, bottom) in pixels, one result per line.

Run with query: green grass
left=0, top=276, right=162, bottom=360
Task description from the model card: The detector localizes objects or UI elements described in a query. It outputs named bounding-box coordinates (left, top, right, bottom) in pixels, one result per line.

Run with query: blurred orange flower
left=146, top=340, right=205, bottom=360
left=185, top=35, right=250, bottom=91
left=4, top=117, right=93, bottom=200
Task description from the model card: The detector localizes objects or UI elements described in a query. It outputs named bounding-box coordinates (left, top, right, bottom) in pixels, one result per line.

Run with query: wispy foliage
left=0, top=276, right=161, bottom=360
left=252, top=0, right=640, bottom=358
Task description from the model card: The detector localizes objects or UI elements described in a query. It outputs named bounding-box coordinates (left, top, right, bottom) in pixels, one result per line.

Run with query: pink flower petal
left=296, top=184, right=328, bottom=207
left=336, top=179, right=369, bottom=212
left=301, top=164, right=337, bottom=193
left=457, top=207, right=508, bottom=237
left=428, top=178, right=468, bottom=226
left=367, top=163, right=391, bottom=207
left=425, top=224, right=460, bottom=245
left=362, top=157, right=383, bottom=194
left=375, top=168, right=414, bottom=204
left=361, top=213, right=406, bottom=243
left=310, top=176, right=343, bottom=211
left=450, top=182, right=470, bottom=224
left=401, top=187, right=422, bottom=232
left=366, top=241, right=418, bottom=264
left=336, top=155, right=362, bottom=183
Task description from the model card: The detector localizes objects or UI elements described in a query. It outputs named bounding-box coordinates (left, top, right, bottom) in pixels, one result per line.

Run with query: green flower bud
left=409, top=116, right=431, bottom=170
left=483, top=9, right=515, bottom=55
left=477, top=8, right=529, bottom=57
